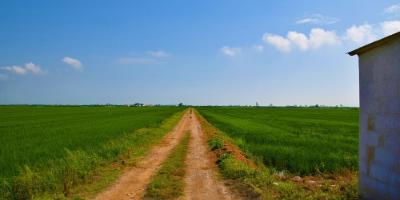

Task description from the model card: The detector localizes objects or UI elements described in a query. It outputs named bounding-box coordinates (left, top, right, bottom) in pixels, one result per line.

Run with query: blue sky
left=1, top=0, right=400, bottom=106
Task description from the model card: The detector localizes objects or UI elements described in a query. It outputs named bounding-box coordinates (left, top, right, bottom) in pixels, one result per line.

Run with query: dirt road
left=94, top=109, right=235, bottom=200
left=180, top=111, right=236, bottom=200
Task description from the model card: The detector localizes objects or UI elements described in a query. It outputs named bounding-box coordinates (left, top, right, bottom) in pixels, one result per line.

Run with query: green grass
left=196, top=106, right=359, bottom=175
left=207, top=137, right=224, bottom=150
left=214, top=146, right=357, bottom=200
left=0, top=105, right=185, bottom=199
left=144, top=132, right=190, bottom=200
left=197, top=110, right=358, bottom=200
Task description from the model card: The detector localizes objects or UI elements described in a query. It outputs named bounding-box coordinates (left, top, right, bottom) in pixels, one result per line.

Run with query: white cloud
left=308, top=28, right=340, bottom=48
left=296, top=14, right=338, bottom=25
left=345, top=24, right=377, bottom=43
left=342, top=21, right=400, bottom=44
left=262, top=34, right=291, bottom=52
left=287, top=31, right=309, bottom=50
left=296, top=18, right=319, bottom=24
left=381, top=20, right=400, bottom=36
left=264, top=28, right=340, bottom=52
left=1, top=62, right=44, bottom=75
left=2, top=66, right=27, bottom=75
left=62, top=57, right=82, bottom=69
left=146, top=50, right=169, bottom=58
left=384, top=4, right=400, bottom=15
left=220, top=46, right=241, bottom=56
left=263, top=20, right=400, bottom=53
left=25, top=62, right=45, bottom=74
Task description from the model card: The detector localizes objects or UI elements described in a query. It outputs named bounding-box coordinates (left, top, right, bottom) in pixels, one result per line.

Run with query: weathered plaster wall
left=359, top=38, right=400, bottom=199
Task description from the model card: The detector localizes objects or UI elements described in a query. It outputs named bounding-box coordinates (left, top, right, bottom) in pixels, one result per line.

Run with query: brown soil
left=94, top=111, right=190, bottom=200
left=180, top=110, right=238, bottom=200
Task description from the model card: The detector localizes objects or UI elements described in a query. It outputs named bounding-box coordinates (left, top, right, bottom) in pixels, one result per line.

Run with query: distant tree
left=178, top=103, right=184, bottom=107
left=133, top=103, right=143, bottom=107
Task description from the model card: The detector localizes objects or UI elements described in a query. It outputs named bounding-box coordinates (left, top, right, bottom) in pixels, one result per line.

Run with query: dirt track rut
left=180, top=110, right=236, bottom=200
left=94, top=112, right=190, bottom=200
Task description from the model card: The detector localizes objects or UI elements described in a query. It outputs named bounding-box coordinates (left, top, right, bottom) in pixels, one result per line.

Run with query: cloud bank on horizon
left=265, top=7, right=400, bottom=53
left=219, top=4, right=400, bottom=56
left=262, top=20, right=400, bottom=53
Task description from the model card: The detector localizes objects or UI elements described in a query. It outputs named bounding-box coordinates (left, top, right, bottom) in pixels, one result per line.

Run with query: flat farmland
left=0, top=105, right=359, bottom=199
left=0, top=105, right=184, bottom=198
left=197, top=106, right=359, bottom=175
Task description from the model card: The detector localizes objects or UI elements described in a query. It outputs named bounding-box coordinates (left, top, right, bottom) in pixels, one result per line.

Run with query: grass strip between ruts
left=144, top=131, right=190, bottom=200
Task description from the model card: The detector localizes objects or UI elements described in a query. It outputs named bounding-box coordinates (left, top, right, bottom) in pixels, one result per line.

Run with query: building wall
left=359, top=38, right=400, bottom=199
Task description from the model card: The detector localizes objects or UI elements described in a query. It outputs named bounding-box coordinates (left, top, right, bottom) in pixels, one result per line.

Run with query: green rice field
left=196, top=106, right=359, bottom=175
left=0, top=105, right=184, bottom=198
left=0, top=105, right=359, bottom=199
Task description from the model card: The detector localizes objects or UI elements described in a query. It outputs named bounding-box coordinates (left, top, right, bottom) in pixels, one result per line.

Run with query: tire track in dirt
left=94, top=111, right=190, bottom=200
left=180, top=110, right=238, bottom=200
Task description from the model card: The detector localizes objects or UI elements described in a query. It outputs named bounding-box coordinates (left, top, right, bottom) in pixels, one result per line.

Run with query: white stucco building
left=349, top=32, right=400, bottom=199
